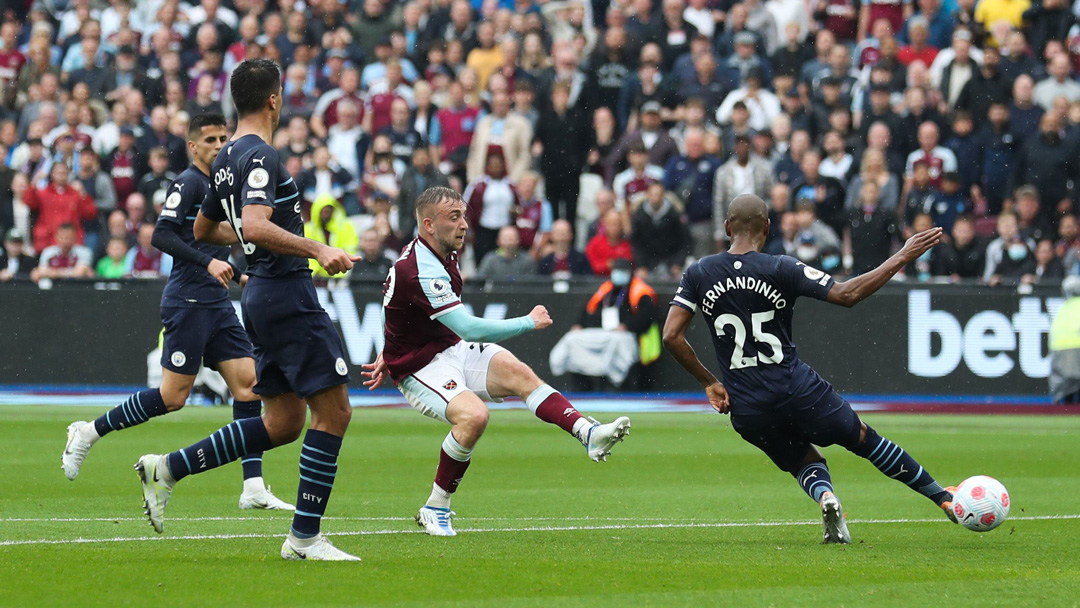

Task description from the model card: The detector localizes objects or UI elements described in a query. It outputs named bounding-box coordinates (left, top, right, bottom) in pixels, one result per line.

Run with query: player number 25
left=714, top=311, right=784, bottom=369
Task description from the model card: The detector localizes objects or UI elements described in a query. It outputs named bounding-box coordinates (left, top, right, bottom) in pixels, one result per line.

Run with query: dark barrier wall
left=0, top=280, right=1066, bottom=395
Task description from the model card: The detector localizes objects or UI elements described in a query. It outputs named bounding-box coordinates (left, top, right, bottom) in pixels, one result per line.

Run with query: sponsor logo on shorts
left=443, top=380, right=457, bottom=390
left=171, top=351, right=187, bottom=367
left=335, top=357, right=348, bottom=376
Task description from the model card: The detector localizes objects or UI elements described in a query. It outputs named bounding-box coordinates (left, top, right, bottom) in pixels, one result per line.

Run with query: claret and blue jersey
left=671, top=252, right=838, bottom=413
left=201, top=134, right=307, bottom=278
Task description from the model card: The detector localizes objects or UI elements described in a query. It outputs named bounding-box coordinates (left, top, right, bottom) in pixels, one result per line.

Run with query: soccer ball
left=951, top=475, right=1010, bottom=532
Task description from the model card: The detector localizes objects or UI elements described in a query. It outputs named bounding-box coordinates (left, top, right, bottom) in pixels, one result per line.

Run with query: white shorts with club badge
left=398, top=341, right=507, bottom=423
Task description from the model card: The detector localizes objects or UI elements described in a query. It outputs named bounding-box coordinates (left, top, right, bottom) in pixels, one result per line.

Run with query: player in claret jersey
left=133, top=59, right=363, bottom=561
left=362, top=186, right=631, bottom=537
left=663, top=194, right=959, bottom=544
left=61, top=113, right=292, bottom=511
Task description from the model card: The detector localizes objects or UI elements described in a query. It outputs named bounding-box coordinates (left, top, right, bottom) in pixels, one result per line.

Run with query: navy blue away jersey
left=202, top=134, right=308, bottom=278
left=672, top=252, right=837, bottom=413
left=156, top=165, right=231, bottom=309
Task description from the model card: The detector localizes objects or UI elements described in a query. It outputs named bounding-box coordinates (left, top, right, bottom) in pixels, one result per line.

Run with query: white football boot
left=415, top=506, right=457, bottom=536
left=61, top=421, right=98, bottom=480
left=135, top=454, right=174, bottom=534
left=239, top=481, right=295, bottom=510
left=281, top=532, right=361, bottom=561
left=583, top=416, right=631, bottom=462
left=820, top=492, right=852, bottom=544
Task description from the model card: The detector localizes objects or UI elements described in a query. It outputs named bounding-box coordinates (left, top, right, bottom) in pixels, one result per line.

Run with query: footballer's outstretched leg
left=847, top=423, right=954, bottom=513
left=793, top=453, right=850, bottom=544
left=62, top=389, right=170, bottom=480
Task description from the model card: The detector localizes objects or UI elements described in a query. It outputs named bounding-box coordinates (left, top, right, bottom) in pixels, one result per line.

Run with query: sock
left=849, top=425, right=951, bottom=505
left=430, top=431, right=472, bottom=507
left=526, top=384, right=583, bottom=435
left=291, top=430, right=342, bottom=539
left=794, top=460, right=834, bottom=502
left=166, top=417, right=273, bottom=483
left=232, top=399, right=264, bottom=481
left=93, top=389, right=168, bottom=437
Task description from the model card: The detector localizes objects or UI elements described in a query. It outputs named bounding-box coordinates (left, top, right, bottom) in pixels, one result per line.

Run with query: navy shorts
left=729, top=389, right=862, bottom=474
left=161, top=306, right=254, bottom=375
left=241, top=274, right=351, bottom=399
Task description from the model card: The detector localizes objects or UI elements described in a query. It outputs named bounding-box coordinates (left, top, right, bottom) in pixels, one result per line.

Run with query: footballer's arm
left=156, top=217, right=235, bottom=288
left=662, top=305, right=730, bottom=413
left=436, top=305, right=551, bottom=343
left=194, top=211, right=241, bottom=246
left=240, top=204, right=360, bottom=275
left=826, top=227, right=943, bottom=308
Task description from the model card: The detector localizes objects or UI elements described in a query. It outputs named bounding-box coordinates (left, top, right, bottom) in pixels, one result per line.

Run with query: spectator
left=538, top=219, right=593, bottom=278
left=24, top=162, right=97, bottom=250
left=1025, top=238, right=1066, bottom=283
left=95, top=235, right=130, bottom=279
left=845, top=179, right=900, bottom=274
left=125, top=222, right=171, bottom=279
left=630, top=182, right=690, bottom=278
left=135, top=106, right=187, bottom=178
left=512, top=172, right=554, bottom=259
left=819, top=130, right=855, bottom=181
left=1010, top=74, right=1046, bottom=146
left=476, top=225, right=537, bottom=281
left=956, top=46, right=1010, bottom=127
left=931, top=171, right=972, bottom=233
left=1014, top=186, right=1054, bottom=242
left=137, top=148, right=178, bottom=214
left=846, top=148, right=901, bottom=213
left=974, top=0, right=1032, bottom=35
left=790, top=148, right=847, bottom=236
left=1056, top=214, right=1080, bottom=262
left=935, top=28, right=978, bottom=110
left=1033, top=54, right=1080, bottom=110
left=714, top=133, right=774, bottom=247
left=298, top=146, right=357, bottom=215
left=311, top=67, right=365, bottom=140
left=352, top=229, right=396, bottom=281
left=304, top=193, right=360, bottom=282
left=984, top=212, right=1038, bottom=285
left=0, top=228, right=36, bottom=282
left=464, top=150, right=519, bottom=262
left=608, top=101, right=680, bottom=178
left=379, top=97, right=424, bottom=167
left=902, top=161, right=945, bottom=228
left=432, top=81, right=482, bottom=174
left=534, top=82, right=591, bottom=223
left=904, top=120, right=958, bottom=189
left=663, top=128, right=722, bottom=260
left=326, top=99, right=366, bottom=180
left=792, top=197, right=842, bottom=272
left=586, top=209, right=635, bottom=276
left=1010, top=113, right=1076, bottom=215
left=30, top=222, right=94, bottom=280
left=466, top=89, right=533, bottom=182
left=360, top=137, right=404, bottom=202
left=397, top=147, right=452, bottom=241
left=613, top=143, right=666, bottom=209
left=931, top=214, right=987, bottom=279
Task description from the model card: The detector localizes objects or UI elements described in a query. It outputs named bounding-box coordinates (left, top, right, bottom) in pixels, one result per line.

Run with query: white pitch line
left=0, top=515, right=1075, bottom=548
left=0, top=516, right=693, bottom=523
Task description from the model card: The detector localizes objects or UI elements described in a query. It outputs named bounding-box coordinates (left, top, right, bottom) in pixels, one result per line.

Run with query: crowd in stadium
left=0, top=0, right=1079, bottom=286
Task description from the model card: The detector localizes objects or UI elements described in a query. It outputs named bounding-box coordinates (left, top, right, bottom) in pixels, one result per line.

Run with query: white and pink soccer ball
left=952, top=475, right=1010, bottom=532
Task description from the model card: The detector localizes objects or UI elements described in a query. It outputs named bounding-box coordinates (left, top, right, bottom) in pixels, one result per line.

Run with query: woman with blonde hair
left=845, top=148, right=899, bottom=213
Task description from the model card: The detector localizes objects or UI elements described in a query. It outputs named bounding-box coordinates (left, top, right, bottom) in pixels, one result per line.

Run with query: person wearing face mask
left=983, top=211, right=1037, bottom=286
left=552, top=258, right=662, bottom=390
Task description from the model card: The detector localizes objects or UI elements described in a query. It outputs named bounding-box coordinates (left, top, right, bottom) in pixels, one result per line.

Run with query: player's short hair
left=188, top=112, right=226, bottom=141
left=415, top=186, right=463, bottom=222
left=230, top=59, right=282, bottom=118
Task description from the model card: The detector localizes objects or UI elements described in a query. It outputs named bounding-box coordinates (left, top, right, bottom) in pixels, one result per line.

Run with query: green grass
left=2, top=406, right=1079, bottom=607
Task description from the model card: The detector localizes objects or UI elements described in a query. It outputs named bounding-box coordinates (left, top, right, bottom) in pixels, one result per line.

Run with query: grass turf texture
left=2, top=406, right=1078, bottom=607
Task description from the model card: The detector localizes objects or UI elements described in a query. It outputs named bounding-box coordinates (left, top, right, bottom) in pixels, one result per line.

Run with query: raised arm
left=661, top=305, right=729, bottom=413
left=240, top=204, right=359, bottom=275
left=826, top=226, right=943, bottom=308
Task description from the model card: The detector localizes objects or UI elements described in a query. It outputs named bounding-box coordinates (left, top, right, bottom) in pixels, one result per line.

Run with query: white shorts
left=398, top=341, right=507, bottom=423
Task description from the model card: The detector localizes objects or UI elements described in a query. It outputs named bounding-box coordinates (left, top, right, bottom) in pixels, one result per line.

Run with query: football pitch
left=2, top=405, right=1078, bottom=607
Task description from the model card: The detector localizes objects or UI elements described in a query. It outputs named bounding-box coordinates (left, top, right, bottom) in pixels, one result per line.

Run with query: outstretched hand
left=318, top=245, right=363, bottom=275
left=706, top=382, right=730, bottom=414
left=361, top=351, right=389, bottom=390
left=898, top=227, right=944, bottom=264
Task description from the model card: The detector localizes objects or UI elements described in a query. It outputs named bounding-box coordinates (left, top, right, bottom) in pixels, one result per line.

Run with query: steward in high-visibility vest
left=581, top=269, right=662, bottom=365
left=1049, top=276, right=1080, bottom=404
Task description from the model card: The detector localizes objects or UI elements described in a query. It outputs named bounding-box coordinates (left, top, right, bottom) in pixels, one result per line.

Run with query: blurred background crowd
left=0, top=0, right=1079, bottom=287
